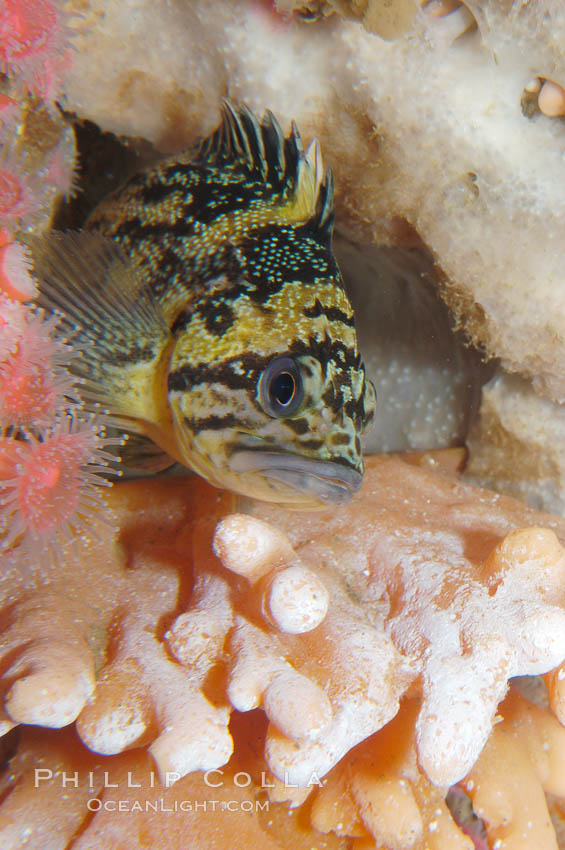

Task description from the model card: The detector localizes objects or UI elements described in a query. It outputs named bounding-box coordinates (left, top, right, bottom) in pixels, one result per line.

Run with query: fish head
left=167, top=265, right=376, bottom=508
left=161, top=102, right=377, bottom=506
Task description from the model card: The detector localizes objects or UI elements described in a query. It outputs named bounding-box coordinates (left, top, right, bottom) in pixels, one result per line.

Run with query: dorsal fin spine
left=222, top=100, right=253, bottom=166
left=260, top=109, right=285, bottom=187
left=239, top=104, right=267, bottom=178
left=197, top=101, right=335, bottom=244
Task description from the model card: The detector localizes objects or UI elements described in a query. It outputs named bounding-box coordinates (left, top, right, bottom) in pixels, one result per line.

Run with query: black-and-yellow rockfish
left=36, top=102, right=376, bottom=506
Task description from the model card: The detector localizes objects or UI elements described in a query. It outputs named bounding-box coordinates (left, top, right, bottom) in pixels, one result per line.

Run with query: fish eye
left=259, top=356, right=304, bottom=418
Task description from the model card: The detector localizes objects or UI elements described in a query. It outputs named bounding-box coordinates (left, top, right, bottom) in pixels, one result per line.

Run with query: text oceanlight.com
left=85, top=799, right=270, bottom=813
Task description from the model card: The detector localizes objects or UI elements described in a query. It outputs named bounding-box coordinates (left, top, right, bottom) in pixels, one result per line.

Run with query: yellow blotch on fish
left=34, top=102, right=376, bottom=507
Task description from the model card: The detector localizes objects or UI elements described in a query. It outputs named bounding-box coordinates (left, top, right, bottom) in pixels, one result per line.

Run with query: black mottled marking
left=140, top=181, right=183, bottom=205
left=168, top=351, right=274, bottom=393
left=322, top=384, right=341, bottom=415
left=330, top=432, right=351, bottom=446
left=345, top=397, right=367, bottom=426
left=184, top=413, right=239, bottom=433
left=285, top=417, right=310, bottom=435
left=159, top=246, right=186, bottom=276
left=110, top=216, right=196, bottom=242
left=169, top=363, right=250, bottom=394
left=355, top=436, right=362, bottom=455
left=170, top=308, right=192, bottom=335
left=289, top=336, right=363, bottom=376
left=299, top=438, right=324, bottom=450
left=303, top=299, right=355, bottom=326
left=238, top=226, right=340, bottom=304
left=167, top=242, right=247, bottom=303
left=162, top=161, right=197, bottom=182
left=193, top=179, right=275, bottom=225
left=204, top=300, right=236, bottom=336
left=329, top=453, right=362, bottom=472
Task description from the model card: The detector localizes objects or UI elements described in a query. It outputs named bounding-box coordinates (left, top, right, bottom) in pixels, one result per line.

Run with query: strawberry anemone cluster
left=0, top=4, right=119, bottom=568
left=0, top=288, right=119, bottom=567
left=0, top=0, right=74, bottom=103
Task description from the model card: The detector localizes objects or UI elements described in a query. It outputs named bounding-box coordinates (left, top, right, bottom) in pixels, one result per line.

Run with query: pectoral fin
left=32, top=231, right=172, bottom=431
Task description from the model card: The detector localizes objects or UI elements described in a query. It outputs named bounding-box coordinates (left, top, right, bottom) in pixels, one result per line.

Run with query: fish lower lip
left=229, top=450, right=362, bottom=505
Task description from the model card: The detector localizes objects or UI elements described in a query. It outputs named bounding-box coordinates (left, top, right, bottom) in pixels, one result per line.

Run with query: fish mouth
left=229, top=450, right=362, bottom=505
